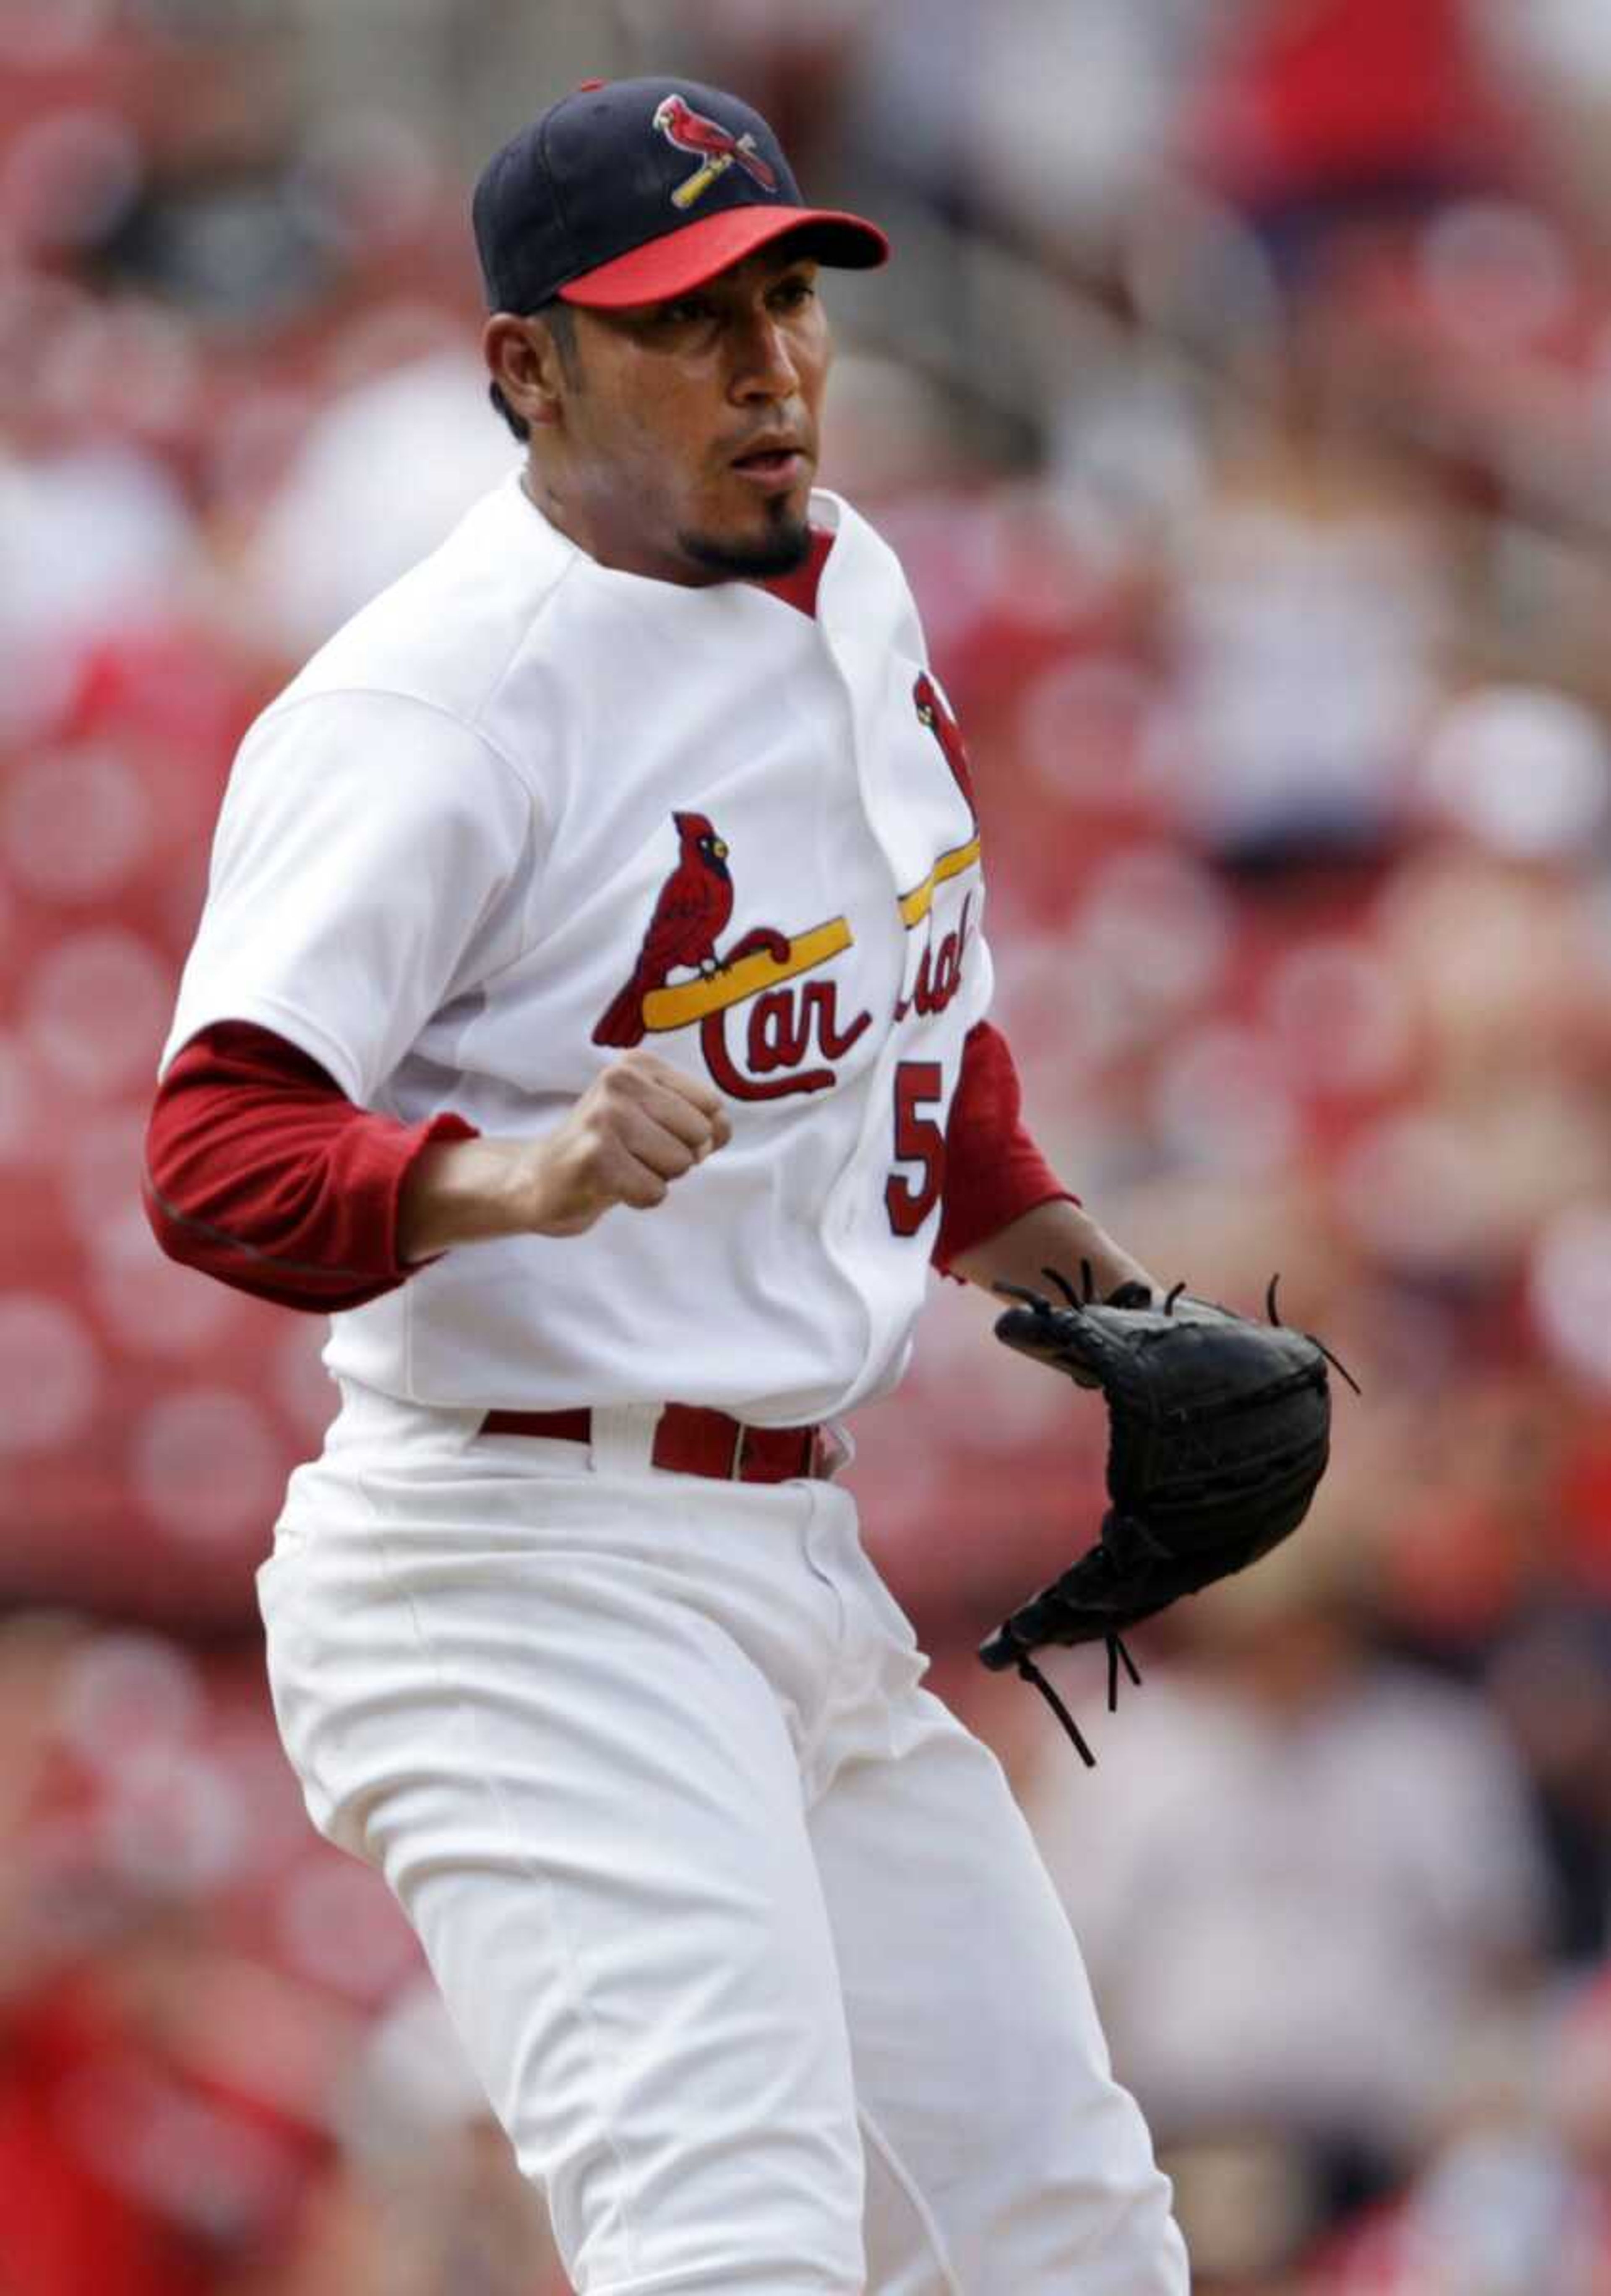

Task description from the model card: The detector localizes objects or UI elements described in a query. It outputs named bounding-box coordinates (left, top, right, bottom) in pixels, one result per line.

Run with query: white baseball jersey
left=162, top=471, right=991, bottom=1423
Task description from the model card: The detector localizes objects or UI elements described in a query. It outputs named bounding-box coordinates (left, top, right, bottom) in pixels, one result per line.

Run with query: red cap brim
left=557, top=204, right=889, bottom=310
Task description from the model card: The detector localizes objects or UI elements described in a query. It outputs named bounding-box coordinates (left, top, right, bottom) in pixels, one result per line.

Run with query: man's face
left=531, top=244, right=831, bottom=585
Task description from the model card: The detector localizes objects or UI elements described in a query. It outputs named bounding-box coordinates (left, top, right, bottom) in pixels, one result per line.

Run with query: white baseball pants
left=258, top=1385, right=1189, bottom=2296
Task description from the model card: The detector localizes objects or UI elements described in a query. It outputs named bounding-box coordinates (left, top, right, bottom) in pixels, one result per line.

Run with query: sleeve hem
left=382, top=1111, right=480, bottom=1277
left=161, top=993, right=369, bottom=1102
left=932, top=1186, right=1080, bottom=1281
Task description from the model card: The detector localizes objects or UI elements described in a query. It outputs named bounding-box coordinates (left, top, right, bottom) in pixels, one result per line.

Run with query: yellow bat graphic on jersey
left=641, top=917, right=852, bottom=1032
left=898, top=835, right=980, bottom=929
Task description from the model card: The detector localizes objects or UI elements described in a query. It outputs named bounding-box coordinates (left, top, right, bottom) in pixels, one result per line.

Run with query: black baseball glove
left=979, top=1271, right=1350, bottom=1764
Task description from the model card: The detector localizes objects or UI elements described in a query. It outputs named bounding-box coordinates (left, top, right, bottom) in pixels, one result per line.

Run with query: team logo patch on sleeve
left=653, top=94, right=780, bottom=210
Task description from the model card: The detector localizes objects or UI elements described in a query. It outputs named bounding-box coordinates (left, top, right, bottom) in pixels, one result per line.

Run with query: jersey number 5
left=885, top=1061, right=946, bottom=1236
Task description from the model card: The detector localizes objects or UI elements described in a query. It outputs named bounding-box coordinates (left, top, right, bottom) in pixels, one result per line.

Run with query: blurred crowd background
left=3, top=0, right=1611, bottom=2290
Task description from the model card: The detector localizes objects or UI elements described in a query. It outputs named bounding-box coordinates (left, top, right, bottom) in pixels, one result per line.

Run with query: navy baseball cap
left=473, top=76, right=889, bottom=313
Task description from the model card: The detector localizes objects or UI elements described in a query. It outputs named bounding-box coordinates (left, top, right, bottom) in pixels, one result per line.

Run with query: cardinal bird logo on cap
left=593, top=811, right=736, bottom=1048
left=654, top=93, right=779, bottom=211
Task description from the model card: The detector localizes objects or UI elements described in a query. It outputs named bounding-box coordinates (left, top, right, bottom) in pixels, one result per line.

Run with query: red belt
left=479, top=1403, right=828, bottom=1485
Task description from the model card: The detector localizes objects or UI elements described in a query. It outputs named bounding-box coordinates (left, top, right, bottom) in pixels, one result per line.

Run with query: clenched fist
left=518, top=1051, right=731, bottom=1234
left=398, top=1051, right=731, bottom=1261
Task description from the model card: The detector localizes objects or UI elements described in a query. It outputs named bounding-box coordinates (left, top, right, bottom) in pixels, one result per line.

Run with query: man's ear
left=482, top=312, right=568, bottom=432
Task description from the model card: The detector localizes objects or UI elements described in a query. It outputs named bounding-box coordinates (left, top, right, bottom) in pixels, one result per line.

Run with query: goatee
left=677, top=506, right=811, bottom=581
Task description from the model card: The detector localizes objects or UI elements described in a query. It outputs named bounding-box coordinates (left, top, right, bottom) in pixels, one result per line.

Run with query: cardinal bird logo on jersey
left=914, top=671, right=978, bottom=823
left=653, top=94, right=779, bottom=210
left=593, top=811, right=736, bottom=1048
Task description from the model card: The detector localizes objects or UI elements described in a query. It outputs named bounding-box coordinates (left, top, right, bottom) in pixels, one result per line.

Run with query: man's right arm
left=151, top=691, right=728, bottom=1303
left=145, top=1023, right=730, bottom=1310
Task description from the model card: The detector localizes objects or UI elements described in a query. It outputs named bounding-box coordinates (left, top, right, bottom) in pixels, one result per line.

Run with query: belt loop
left=815, top=1420, right=854, bottom=1481
left=730, top=1420, right=747, bottom=1480
left=589, top=1404, right=664, bottom=1477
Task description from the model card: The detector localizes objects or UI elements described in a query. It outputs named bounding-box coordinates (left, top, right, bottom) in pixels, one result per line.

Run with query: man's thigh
left=811, top=1683, right=1189, bottom=2296
left=259, top=1481, right=869, bottom=2295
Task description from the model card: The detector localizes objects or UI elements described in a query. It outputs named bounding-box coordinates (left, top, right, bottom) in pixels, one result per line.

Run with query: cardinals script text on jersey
left=593, top=682, right=978, bottom=1105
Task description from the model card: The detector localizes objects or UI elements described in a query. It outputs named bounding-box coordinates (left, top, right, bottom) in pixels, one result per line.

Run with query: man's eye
left=661, top=297, right=711, bottom=326
left=772, top=277, right=816, bottom=310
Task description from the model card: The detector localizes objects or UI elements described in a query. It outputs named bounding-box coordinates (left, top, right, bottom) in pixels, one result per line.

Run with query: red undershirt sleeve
left=143, top=1020, right=478, bottom=1313
left=147, top=1018, right=1064, bottom=1308
left=932, top=1020, right=1078, bottom=1280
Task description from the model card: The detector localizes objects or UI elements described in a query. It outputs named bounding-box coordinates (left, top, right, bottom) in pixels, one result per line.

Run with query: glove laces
left=1014, top=1634, right=1142, bottom=1768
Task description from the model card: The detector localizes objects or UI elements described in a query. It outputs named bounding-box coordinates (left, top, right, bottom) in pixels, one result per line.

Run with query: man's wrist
left=397, top=1135, right=535, bottom=1264
left=954, top=1199, right=1155, bottom=1302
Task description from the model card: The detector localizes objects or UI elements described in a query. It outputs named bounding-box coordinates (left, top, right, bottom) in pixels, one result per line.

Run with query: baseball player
left=146, top=77, right=1189, bottom=2295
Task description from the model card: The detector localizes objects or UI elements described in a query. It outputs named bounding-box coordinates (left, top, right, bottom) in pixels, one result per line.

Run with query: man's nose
left=730, top=310, right=799, bottom=400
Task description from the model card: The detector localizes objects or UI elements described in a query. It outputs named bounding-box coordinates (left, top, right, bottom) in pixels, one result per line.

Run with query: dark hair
left=489, top=300, right=580, bottom=442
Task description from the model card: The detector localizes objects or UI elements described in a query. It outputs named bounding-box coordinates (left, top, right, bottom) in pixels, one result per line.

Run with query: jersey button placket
left=813, top=620, right=925, bottom=1372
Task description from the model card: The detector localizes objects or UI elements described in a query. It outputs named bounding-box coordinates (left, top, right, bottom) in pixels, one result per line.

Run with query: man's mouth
left=730, top=443, right=809, bottom=492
